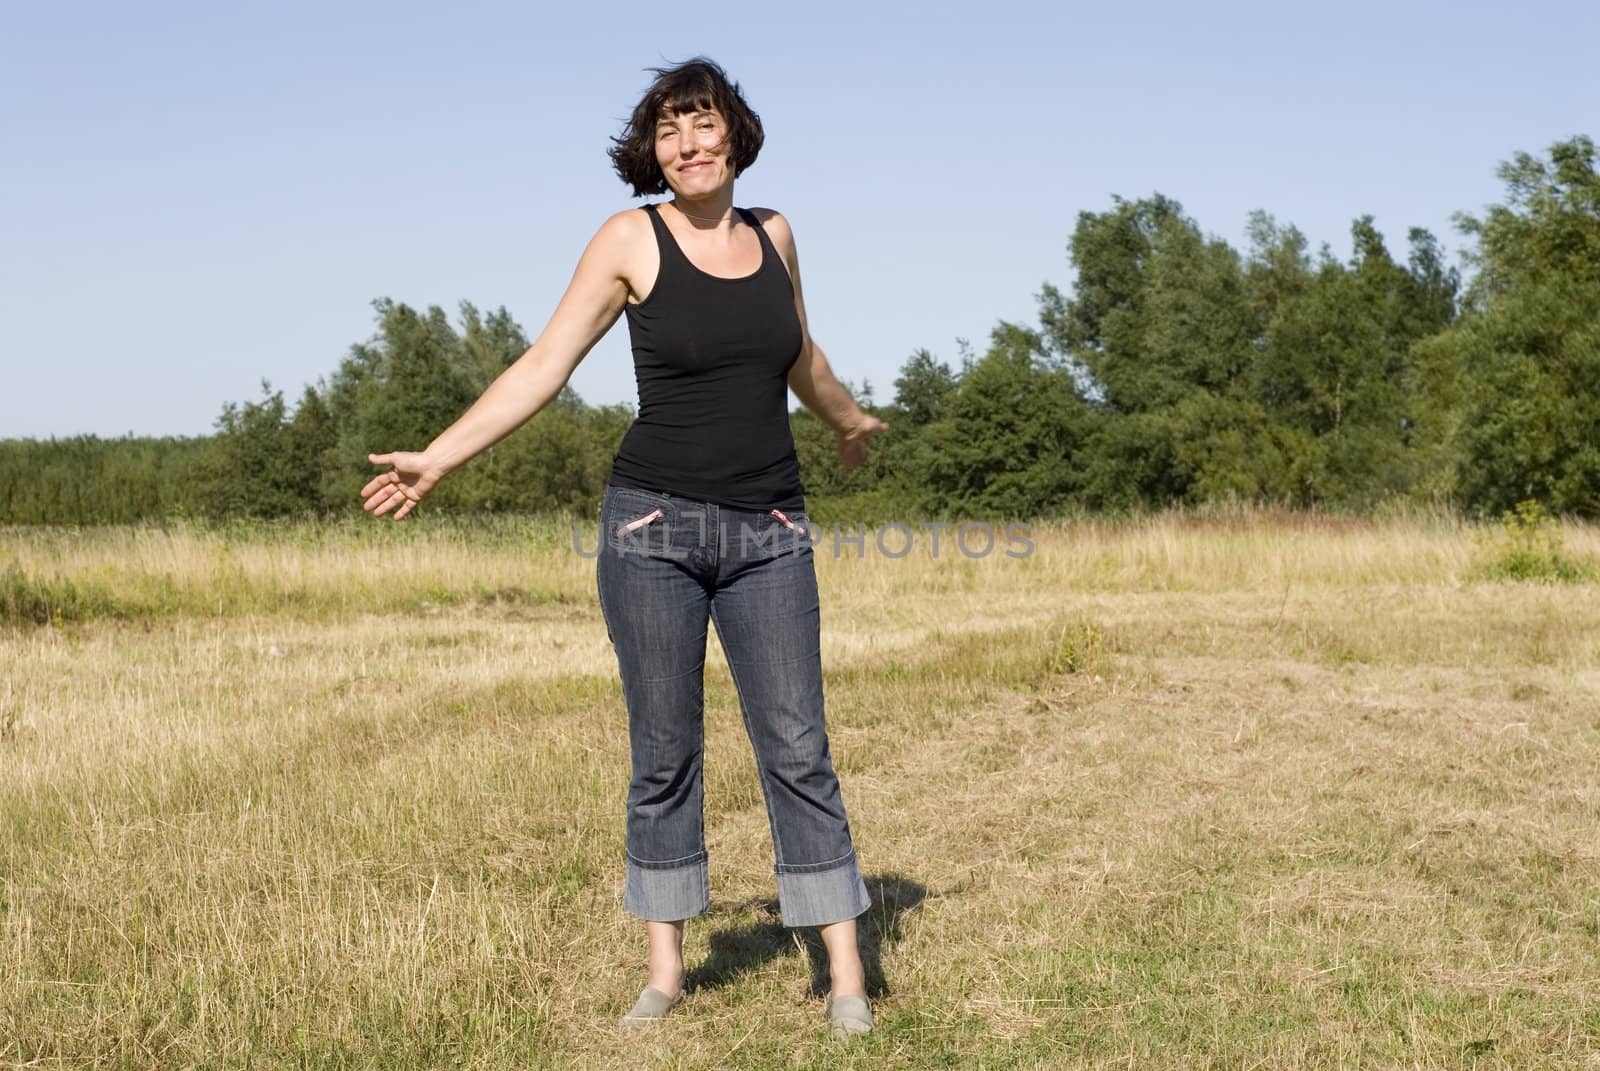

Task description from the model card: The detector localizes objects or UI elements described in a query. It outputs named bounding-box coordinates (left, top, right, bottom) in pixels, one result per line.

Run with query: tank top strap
left=641, top=202, right=685, bottom=268
left=734, top=207, right=777, bottom=262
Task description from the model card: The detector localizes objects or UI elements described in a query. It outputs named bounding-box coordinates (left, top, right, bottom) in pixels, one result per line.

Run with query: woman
left=359, top=57, right=889, bottom=1039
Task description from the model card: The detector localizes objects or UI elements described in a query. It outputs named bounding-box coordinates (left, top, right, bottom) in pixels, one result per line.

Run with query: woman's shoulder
left=602, top=205, right=657, bottom=231
left=745, top=206, right=787, bottom=229
left=744, top=207, right=796, bottom=255
left=583, top=206, right=656, bottom=254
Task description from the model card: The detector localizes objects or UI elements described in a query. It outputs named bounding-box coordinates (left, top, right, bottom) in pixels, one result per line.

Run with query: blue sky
left=3, top=0, right=1596, bottom=439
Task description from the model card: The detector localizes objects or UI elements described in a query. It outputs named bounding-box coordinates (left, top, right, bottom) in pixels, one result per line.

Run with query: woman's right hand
left=361, top=451, right=444, bottom=520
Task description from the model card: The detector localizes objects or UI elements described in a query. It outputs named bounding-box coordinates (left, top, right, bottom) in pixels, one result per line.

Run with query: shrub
left=1473, top=500, right=1595, bottom=583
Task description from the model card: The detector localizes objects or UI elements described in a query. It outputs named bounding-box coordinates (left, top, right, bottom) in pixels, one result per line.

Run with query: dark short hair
left=609, top=57, right=765, bottom=197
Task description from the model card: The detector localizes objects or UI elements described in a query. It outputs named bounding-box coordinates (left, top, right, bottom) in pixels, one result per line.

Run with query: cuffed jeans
left=595, top=484, right=871, bottom=928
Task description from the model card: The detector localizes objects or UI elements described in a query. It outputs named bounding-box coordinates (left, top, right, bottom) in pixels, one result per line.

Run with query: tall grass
left=3, top=509, right=1598, bottom=1067
left=6, top=504, right=1593, bottom=627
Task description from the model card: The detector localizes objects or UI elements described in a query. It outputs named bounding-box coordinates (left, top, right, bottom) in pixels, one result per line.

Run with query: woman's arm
left=759, top=210, right=889, bottom=466
left=422, top=211, right=637, bottom=474
left=362, top=211, right=639, bottom=518
left=789, top=337, right=866, bottom=434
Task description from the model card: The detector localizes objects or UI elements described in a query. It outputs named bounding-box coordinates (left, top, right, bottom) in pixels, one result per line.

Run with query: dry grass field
left=3, top=509, right=1598, bottom=1069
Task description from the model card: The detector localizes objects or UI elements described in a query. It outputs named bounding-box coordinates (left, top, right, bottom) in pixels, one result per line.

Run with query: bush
left=1473, top=500, right=1596, bottom=583
left=0, top=564, right=86, bottom=626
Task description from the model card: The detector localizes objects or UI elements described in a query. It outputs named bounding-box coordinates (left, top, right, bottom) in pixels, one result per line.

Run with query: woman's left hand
left=837, top=414, right=890, bottom=469
left=361, top=450, right=445, bottom=520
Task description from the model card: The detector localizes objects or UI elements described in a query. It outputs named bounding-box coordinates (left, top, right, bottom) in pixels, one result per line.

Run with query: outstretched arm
left=362, top=211, right=638, bottom=518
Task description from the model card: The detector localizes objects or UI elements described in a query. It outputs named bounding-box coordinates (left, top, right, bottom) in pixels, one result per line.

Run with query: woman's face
left=654, top=106, right=732, bottom=198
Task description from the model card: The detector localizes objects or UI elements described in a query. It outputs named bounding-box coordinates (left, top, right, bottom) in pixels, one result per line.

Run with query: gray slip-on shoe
left=619, top=979, right=687, bottom=1026
left=824, top=993, right=874, bottom=1039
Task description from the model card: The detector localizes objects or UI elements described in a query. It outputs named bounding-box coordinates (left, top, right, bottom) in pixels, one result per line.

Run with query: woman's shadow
left=686, top=873, right=927, bottom=999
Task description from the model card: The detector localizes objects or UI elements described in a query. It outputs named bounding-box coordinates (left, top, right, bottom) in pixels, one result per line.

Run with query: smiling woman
left=607, top=60, right=765, bottom=197
left=356, top=55, right=888, bottom=1042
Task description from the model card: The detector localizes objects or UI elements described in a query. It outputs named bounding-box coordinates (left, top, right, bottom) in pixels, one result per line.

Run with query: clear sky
left=3, top=0, right=1596, bottom=440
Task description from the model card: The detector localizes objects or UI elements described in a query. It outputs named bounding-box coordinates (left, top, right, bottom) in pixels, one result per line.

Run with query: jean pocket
left=606, top=504, right=666, bottom=551
left=769, top=508, right=811, bottom=534
left=604, top=489, right=680, bottom=554
left=735, top=507, right=813, bottom=558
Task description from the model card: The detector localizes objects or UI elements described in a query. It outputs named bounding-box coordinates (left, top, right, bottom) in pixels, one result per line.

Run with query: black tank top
left=606, top=203, right=807, bottom=512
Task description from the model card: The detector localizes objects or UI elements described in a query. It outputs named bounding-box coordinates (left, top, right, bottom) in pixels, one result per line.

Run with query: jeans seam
left=596, top=559, right=614, bottom=645
left=626, top=848, right=708, bottom=871
left=632, top=663, right=710, bottom=685
left=710, top=599, right=789, bottom=868
left=774, top=849, right=857, bottom=875
left=606, top=485, right=675, bottom=508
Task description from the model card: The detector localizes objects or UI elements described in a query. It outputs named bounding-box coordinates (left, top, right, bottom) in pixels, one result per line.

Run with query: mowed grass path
left=3, top=513, right=1598, bottom=1069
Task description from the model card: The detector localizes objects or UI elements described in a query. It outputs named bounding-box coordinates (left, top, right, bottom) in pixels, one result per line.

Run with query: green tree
left=458, top=301, right=532, bottom=389
left=194, top=380, right=307, bottom=518
left=1039, top=194, right=1193, bottom=414
left=891, top=348, right=958, bottom=427
left=1446, top=135, right=1600, bottom=515
left=0, top=435, right=210, bottom=524
left=322, top=299, right=489, bottom=507
left=1242, top=215, right=1458, bottom=507
left=1040, top=194, right=1273, bottom=506
left=918, top=322, right=1089, bottom=519
left=286, top=385, right=338, bottom=511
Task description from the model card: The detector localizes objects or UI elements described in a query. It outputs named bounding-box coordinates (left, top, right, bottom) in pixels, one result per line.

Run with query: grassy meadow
left=3, top=509, right=1599, bottom=1069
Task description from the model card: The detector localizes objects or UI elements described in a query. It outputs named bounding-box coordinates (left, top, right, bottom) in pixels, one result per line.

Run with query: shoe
left=618, top=977, right=687, bottom=1026
left=824, top=993, right=873, bottom=1039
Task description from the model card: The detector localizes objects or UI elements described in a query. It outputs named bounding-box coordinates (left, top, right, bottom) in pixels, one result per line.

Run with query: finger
left=394, top=498, right=415, bottom=520
left=369, top=452, right=395, bottom=467
left=359, top=475, right=389, bottom=497
left=373, top=487, right=404, bottom=516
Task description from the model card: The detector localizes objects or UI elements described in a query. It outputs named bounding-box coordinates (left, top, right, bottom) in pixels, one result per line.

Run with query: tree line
left=4, top=136, right=1596, bottom=525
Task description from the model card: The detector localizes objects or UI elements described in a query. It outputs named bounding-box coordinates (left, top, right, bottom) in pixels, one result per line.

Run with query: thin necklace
left=670, top=202, right=736, bottom=225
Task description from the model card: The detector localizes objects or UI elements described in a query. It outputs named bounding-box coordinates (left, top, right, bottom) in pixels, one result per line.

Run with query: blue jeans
left=595, top=484, right=871, bottom=928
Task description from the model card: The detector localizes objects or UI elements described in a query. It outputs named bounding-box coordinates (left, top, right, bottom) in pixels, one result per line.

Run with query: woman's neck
left=668, top=194, right=736, bottom=228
